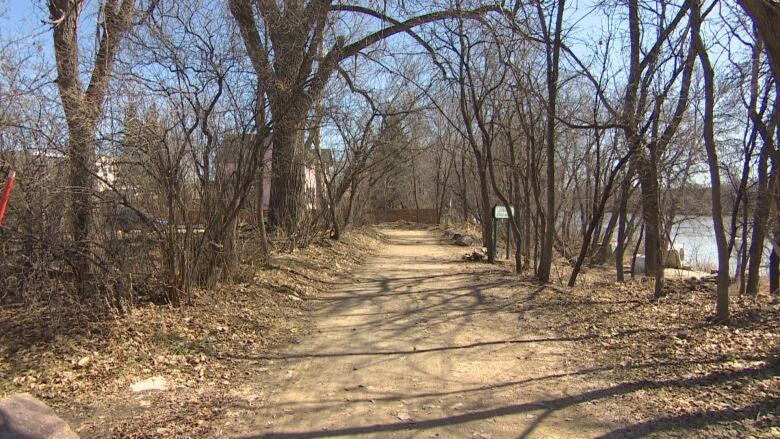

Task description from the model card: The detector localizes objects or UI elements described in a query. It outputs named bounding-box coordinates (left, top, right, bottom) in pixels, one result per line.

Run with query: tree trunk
left=513, top=184, right=524, bottom=273
left=746, top=158, right=769, bottom=293
left=267, top=100, right=306, bottom=234
left=746, top=39, right=775, bottom=294
left=631, top=224, right=644, bottom=278
left=68, top=130, right=96, bottom=293
left=637, top=154, right=665, bottom=297
left=692, top=0, right=730, bottom=321
left=476, top=156, right=494, bottom=263
left=771, top=243, right=780, bottom=295
left=229, top=0, right=499, bottom=238
left=460, top=152, right=469, bottom=222
left=536, top=0, right=565, bottom=283
left=256, top=161, right=270, bottom=265
left=738, top=0, right=780, bottom=83
left=485, top=129, right=522, bottom=272
left=596, top=209, right=619, bottom=262
left=313, top=126, right=340, bottom=240
left=344, top=178, right=358, bottom=228
left=568, top=155, right=630, bottom=286
left=49, top=0, right=136, bottom=298
left=615, top=175, right=630, bottom=282
left=737, top=187, right=750, bottom=294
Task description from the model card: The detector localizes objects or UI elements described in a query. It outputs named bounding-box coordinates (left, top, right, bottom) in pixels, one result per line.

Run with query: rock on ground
left=130, top=376, right=169, bottom=392
left=0, top=393, right=79, bottom=439
left=454, top=235, right=474, bottom=246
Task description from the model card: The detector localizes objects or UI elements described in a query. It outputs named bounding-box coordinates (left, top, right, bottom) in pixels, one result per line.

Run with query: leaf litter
left=511, top=266, right=780, bottom=438
left=0, top=228, right=383, bottom=438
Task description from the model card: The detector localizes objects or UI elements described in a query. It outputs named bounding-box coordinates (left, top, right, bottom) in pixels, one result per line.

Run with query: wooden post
left=492, top=219, right=498, bottom=261
left=506, top=218, right=511, bottom=260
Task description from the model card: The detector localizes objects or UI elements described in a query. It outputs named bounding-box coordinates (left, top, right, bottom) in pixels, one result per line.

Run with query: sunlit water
left=668, top=216, right=771, bottom=275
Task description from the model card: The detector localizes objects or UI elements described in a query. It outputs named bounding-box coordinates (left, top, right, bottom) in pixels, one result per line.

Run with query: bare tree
left=532, top=0, right=565, bottom=282
left=228, top=0, right=498, bottom=235
left=48, top=0, right=155, bottom=297
left=689, top=0, right=730, bottom=321
left=617, top=0, right=696, bottom=297
left=738, top=0, right=780, bottom=82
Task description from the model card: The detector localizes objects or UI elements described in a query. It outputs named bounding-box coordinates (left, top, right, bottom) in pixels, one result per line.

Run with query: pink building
left=218, top=135, right=322, bottom=211
left=259, top=147, right=321, bottom=211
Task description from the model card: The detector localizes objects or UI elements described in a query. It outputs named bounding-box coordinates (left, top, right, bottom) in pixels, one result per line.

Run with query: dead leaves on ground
left=0, top=228, right=383, bottom=438
left=515, top=272, right=780, bottom=437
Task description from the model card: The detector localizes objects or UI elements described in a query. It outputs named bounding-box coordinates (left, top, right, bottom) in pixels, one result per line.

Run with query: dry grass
left=0, top=227, right=383, bottom=438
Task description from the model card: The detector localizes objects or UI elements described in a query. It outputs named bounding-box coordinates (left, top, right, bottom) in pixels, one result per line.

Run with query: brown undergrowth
left=514, top=267, right=780, bottom=438
left=0, top=227, right=383, bottom=438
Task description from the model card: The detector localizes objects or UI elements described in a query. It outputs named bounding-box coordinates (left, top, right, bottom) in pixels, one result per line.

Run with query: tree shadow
left=234, top=360, right=780, bottom=438
left=226, top=335, right=595, bottom=361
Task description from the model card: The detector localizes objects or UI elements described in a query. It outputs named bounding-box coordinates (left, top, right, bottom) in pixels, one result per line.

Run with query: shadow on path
left=238, top=361, right=780, bottom=438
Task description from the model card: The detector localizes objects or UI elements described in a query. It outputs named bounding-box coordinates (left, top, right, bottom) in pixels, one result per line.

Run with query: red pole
left=0, top=169, right=16, bottom=226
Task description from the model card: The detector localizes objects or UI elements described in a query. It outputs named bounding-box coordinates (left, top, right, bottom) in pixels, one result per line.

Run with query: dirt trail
left=222, top=228, right=627, bottom=438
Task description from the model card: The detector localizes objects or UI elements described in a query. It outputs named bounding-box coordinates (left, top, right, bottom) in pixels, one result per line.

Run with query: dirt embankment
left=0, top=228, right=383, bottom=438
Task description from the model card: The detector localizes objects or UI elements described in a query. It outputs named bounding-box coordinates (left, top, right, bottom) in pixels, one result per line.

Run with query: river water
left=667, top=216, right=771, bottom=274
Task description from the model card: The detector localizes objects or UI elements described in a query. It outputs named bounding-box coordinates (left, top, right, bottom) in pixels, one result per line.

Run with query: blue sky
left=2, top=1, right=48, bottom=40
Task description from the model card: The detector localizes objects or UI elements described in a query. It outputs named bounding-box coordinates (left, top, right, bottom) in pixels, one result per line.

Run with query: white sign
left=492, top=205, right=514, bottom=219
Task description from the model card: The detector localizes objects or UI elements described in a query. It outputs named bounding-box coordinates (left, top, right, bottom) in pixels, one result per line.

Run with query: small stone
left=454, top=235, right=475, bottom=246
left=396, top=411, right=413, bottom=422
left=75, top=356, right=91, bottom=368
left=130, top=376, right=169, bottom=392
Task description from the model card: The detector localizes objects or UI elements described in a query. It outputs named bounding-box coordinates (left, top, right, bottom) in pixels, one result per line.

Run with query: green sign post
left=491, top=205, right=513, bottom=260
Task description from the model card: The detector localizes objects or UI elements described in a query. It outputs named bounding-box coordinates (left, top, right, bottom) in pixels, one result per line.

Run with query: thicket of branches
left=1, top=0, right=779, bottom=322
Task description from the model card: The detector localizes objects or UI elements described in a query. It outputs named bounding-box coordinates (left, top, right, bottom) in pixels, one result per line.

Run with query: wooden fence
left=371, top=208, right=439, bottom=224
